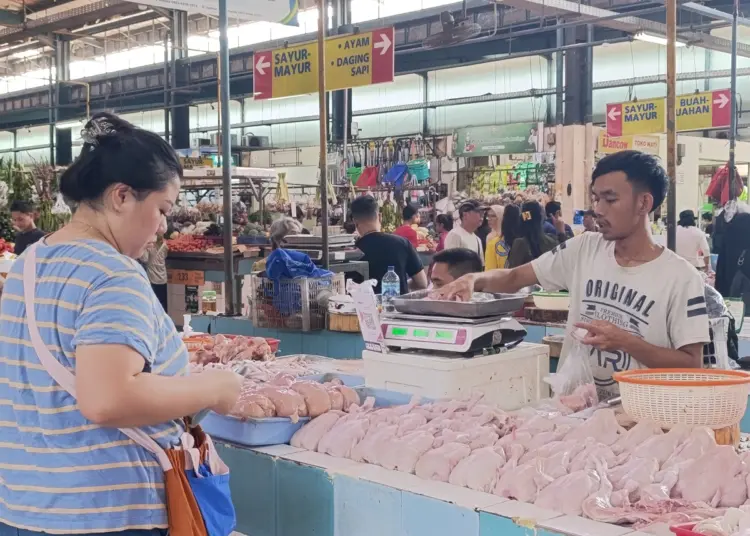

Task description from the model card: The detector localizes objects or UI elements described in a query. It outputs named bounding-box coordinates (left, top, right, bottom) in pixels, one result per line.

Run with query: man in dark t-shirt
left=352, top=196, right=428, bottom=294
left=11, top=200, right=45, bottom=255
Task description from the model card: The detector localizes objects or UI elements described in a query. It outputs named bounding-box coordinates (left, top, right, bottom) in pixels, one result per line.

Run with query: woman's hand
left=200, top=369, right=244, bottom=415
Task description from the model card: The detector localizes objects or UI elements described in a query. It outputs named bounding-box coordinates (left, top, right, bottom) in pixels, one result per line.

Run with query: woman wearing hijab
left=485, top=205, right=510, bottom=270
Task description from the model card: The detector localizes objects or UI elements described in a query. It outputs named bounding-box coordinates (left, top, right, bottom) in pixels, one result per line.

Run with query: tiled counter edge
left=216, top=442, right=673, bottom=536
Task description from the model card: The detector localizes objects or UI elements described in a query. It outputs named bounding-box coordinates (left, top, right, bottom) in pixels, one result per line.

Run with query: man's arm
left=475, top=264, right=539, bottom=293
left=620, top=336, right=702, bottom=369
left=409, top=269, right=428, bottom=290
left=575, top=320, right=704, bottom=369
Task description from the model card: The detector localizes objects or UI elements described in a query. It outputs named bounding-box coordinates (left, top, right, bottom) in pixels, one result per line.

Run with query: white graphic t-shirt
left=531, top=233, right=710, bottom=399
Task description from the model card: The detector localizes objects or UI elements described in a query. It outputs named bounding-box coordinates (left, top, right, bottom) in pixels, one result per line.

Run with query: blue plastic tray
left=353, top=387, right=431, bottom=408
left=299, top=373, right=365, bottom=387
left=201, top=413, right=310, bottom=447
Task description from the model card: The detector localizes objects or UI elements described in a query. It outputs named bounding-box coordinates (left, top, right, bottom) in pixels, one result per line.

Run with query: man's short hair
left=402, top=204, right=418, bottom=221
left=591, top=150, right=668, bottom=213
left=701, top=212, right=713, bottom=221
left=583, top=209, right=596, bottom=218
left=432, top=248, right=483, bottom=279
left=10, top=200, right=35, bottom=214
left=351, top=195, right=379, bottom=221
left=545, top=201, right=561, bottom=218
left=458, top=199, right=482, bottom=221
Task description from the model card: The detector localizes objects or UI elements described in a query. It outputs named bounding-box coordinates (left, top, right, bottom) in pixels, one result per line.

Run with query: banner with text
left=455, top=123, right=545, bottom=157
left=597, top=132, right=660, bottom=155
left=606, top=89, right=732, bottom=136
left=253, top=27, right=394, bottom=100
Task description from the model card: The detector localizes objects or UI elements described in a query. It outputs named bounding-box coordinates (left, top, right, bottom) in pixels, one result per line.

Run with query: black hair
left=402, top=204, right=419, bottom=222
left=583, top=209, right=596, bottom=218
left=678, top=209, right=697, bottom=227
left=436, top=214, right=453, bottom=232
left=701, top=212, right=713, bottom=222
left=545, top=201, right=561, bottom=218
left=10, top=200, right=35, bottom=214
left=433, top=248, right=483, bottom=279
left=591, top=150, right=667, bottom=213
left=350, top=195, right=379, bottom=221
left=59, top=112, right=182, bottom=204
left=501, top=204, right=522, bottom=249
left=520, top=201, right=546, bottom=259
left=342, top=221, right=356, bottom=234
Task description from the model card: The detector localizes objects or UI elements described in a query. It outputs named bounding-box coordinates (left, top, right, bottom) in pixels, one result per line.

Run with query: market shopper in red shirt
left=393, top=203, right=421, bottom=248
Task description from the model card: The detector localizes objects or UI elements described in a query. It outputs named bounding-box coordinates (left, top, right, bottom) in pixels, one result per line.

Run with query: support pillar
left=53, top=36, right=71, bottom=166
left=171, top=10, right=191, bottom=149
left=330, top=0, right=352, bottom=142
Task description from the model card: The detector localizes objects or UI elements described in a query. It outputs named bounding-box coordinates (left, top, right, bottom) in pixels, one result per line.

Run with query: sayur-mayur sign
left=606, top=89, right=732, bottom=136
left=253, top=27, right=395, bottom=100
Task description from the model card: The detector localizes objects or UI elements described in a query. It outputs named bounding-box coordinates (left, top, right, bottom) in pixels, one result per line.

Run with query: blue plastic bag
left=187, top=464, right=236, bottom=536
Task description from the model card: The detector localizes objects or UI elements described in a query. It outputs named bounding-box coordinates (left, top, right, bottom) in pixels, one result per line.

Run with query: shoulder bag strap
left=22, top=242, right=172, bottom=471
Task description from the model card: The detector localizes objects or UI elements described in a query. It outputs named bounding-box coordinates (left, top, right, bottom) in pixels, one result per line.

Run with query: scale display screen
left=385, top=325, right=460, bottom=344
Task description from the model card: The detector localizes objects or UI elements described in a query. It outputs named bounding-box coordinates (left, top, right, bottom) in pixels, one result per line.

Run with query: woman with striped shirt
left=0, top=113, right=242, bottom=535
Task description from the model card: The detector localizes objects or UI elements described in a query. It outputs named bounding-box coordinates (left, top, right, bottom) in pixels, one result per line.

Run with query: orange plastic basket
left=613, top=369, right=750, bottom=429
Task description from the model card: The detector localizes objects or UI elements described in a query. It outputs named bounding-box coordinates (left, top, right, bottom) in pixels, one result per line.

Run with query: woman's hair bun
left=59, top=111, right=181, bottom=204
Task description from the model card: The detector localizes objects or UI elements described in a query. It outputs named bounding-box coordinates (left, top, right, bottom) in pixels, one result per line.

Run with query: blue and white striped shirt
left=0, top=239, right=188, bottom=533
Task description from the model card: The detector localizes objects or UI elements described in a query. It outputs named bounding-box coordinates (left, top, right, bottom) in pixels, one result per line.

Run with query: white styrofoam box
left=362, top=343, right=550, bottom=410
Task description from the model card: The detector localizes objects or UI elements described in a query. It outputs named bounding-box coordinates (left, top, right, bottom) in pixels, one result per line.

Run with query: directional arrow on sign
left=713, top=92, right=729, bottom=109
left=608, top=107, right=621, bottom=121
left=374, top=33, right=391, bottom=55
left=256, top=56, right=271, bottom=76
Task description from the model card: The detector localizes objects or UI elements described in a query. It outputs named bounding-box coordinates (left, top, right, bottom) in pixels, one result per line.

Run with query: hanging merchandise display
left=706, top=164, right=744, bottom=206
left=275, top=172, right=290, bottom=204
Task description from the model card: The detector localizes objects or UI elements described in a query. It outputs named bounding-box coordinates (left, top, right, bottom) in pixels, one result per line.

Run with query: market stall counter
left=217, top=442, right=651, bottom=536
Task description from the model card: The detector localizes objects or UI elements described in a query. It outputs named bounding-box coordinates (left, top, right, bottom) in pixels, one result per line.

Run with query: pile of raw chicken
left=231, top=374, right=360, bottom=423
left=290, top=392, right=750, bottom=530
left=190, top=334, right=274, bottom=364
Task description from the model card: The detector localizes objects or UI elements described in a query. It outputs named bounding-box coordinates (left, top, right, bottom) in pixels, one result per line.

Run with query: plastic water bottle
left=381, top=266, right=401, bottom=312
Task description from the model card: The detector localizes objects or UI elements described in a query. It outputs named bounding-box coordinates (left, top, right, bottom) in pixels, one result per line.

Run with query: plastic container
left=531, top=291, right=570, bottom=311
left=200, top=413, right=310, bottom=447
left=614, top=368, right=750, bottom=429
left=354, top=386, right=431, bottom=408
left=362, top=342, right=550, bottom=411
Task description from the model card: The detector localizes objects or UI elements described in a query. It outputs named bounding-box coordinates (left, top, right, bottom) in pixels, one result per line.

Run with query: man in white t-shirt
left=434, top=151, right=710, bottom=399
left=444, top=199, right=484, bottom=261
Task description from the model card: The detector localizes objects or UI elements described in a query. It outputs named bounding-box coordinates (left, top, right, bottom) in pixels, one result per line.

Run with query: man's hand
left=429, top=272, right=478, bottom=301
left=574, top=320, right=630, bottom=352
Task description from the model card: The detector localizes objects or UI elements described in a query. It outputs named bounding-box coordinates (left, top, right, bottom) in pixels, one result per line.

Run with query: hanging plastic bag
left=544, top=328, right=598, bottom=413
left=51, top=192, right=71, bottom=215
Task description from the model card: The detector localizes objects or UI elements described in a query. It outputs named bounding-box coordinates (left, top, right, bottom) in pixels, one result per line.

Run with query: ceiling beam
left=681, top=2, right=750, bottom=27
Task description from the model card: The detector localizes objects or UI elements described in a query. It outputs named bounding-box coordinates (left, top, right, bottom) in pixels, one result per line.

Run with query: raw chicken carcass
left=564, top=409, right=624, bottom=446
left=335, top=385, right=361, bottom=411
left=608, top=457, right=659, bottom=494
left=558, top=383, right=598, bottom=413
left=350, top=424, right=398, bottom=464
left=415, top=443, right=471, bottom=482
left=674, top=445, right=745, bottom=506
left=290, top=411, right=344, bottom=450
left=256, top=387, right=307, bottom=423
left=290, top=381, right=332, bottom=418
left=317, top=416, right=369, bottom=458
left=231, top=393, right=276, bottom=419
left=535, top=468, right=601, bottom=515
left=327, top=387, right=344, bottom=411
left=613, top=420, right=663, bottom=453
left=380, top=431, right=435, bottom=473
left=449, top=446, right=506, bottom=493
left=662, top=426, right=716, bottom=470
left=632, top=424, right=692, bottom=464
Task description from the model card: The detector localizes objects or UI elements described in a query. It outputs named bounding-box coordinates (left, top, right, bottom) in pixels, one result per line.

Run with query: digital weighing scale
left=282, top=234, right=363, bottom=265
left=380, top=312, right=527, bottom=356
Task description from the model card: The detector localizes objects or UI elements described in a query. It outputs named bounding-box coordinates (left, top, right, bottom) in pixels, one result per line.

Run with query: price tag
left=167, top=269, right=205, bottom=286
left=334, top=251, right=345, bottom=261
